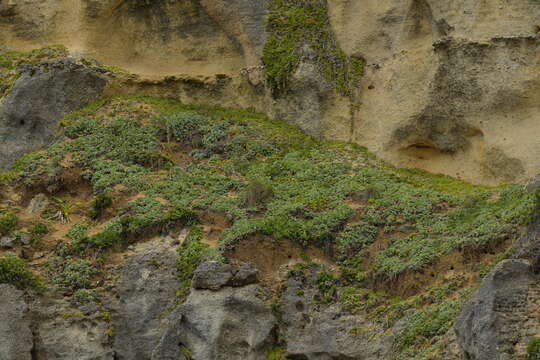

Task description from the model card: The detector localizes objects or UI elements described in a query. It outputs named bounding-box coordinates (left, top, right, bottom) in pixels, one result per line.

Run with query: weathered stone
left=152, top=284, right=276, bottom=360
left=111, top=237, right=178, bottom=360
left=191, top=261, right=234, bottom=290
left=0, top=284, right=33, bottom=360
left=0, top=58, right=107, bottom=171
left=230, top=262, right=259, bottom=287
left=32, top=298, right=114, bottom=360
left=0, top=236, right=16, bottom=248
left=27, top=193, right=50, bottom=215
left=279, top=273, right=394, bottom=360
left=455, top=259, right=534, bottom=360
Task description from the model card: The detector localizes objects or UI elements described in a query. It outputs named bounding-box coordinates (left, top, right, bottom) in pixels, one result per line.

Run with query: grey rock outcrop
left=192, top=261, right=259, bottom=290
left=0, top=284, right=33, bottom=360
left=152, top=261, right=274, bottom=360
left=32, top=297, right=114, bottom=360
left=110, top=238, right=179, bottom=360
left=279, top=269, right=394, bottom=360
left=0, top=58, right=107, bottom=171
left=455, top=256, right=540, bottom=359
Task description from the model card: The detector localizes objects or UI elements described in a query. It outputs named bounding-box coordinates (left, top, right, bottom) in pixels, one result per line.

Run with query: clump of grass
left=0, top=252, right=45, bottom=290
left=0, top=209, right=18, bottom=236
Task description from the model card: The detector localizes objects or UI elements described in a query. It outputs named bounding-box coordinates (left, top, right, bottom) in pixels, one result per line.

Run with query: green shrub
left=335, top=222, right=378, bottom=259
left=177, top=226, right=221, bottom=299
left=0, top=210, right=18, bottom=236
left=28, top=222, right=49, bottom=246
left=528, top=337, right=540, bottom=360
left=47, top=256, right=97, bottom=290
left=316, top=270, right=338, bottom=303
left=243, top=179, right=274, bottom=208
left=88, top=193, right=113, bottom=220
left=0, top=253, right=45, bottom=290
left=157, top=112, right=209, bottom=142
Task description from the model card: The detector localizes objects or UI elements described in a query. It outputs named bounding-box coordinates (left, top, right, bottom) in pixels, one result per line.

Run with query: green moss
left=0, top=210, right=18, bottom=236
left=263, top=0, right=364, bottom=96
left=527, top=337, right=540, bottom=360
left=0, top=253, right=45, bottom=290
left=266, top=346, right=287, bottom=360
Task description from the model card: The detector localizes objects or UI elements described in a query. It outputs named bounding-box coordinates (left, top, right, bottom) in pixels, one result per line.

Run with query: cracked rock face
left=152, top=260, right=275, bottom=360
left=455, top=213, right=540, bottom=359
left=0, top=58, right=108, bottom=171
left=0, top=284, right=33, bottom=360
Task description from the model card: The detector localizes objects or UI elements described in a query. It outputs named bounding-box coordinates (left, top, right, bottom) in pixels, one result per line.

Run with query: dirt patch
left=372, top=238, right=512, bottom=297
left=226, top=235, right=337, bottom=288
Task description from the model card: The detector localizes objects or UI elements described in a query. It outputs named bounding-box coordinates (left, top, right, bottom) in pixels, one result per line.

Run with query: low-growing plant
left=528, top=337, right=540, bottom=360
left=0, top=252, right=45, bottom=290
left=28, top=222, right=49, bottom=246
left=0, top=210, right=18, bottom=236
left=88, top=193, right=113, bottom=220
left=47, top=256, right=97, bottom=291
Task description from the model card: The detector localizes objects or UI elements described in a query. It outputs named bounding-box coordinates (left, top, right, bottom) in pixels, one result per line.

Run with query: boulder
left=32, top=297, right=114, bottom=360
left=151, top=284, right=276, bottom=360
left=279, top=272, right=394, bottom=360
left=455, top=259, right=535, bottom=360
left=110, top=238, right=178, bottom=360
left=0, top=284, right=33, bottom=360
left=192, top=261, right=259, bottom=290
left=0, top=58, right=108, bottom=171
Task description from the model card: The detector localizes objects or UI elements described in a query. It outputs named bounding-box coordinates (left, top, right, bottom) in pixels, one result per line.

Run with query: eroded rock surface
left=0, top=58, right=107, bottom=171
left=152, top=261, right=275, bottom=360
left=279, top=268, right=395, bottom=360
left=456, top=213, right=540, bottom=359
left=32, top=297, right=114, bottom=360
left=0, top=284, right=33, bottom=360
left=110, top=238, right=179, bottom=360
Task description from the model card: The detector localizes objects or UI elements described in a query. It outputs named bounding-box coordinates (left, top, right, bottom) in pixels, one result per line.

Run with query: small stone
left=26, top=193, right=49, bottom=215
left=230, top=263, right=259, bottom=287
left=192, top=261, right=233, bottom=290
left=350, top=188, right=376, bottom=203
left=18, top=233, right=32, bottom=246
left=0, top=236, right=16, bottom=248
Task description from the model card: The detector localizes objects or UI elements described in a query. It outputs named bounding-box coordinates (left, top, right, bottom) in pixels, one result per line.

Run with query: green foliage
left=335, top=222, right=378, bottom=259
left=28, top=222, right=49, bottom=246
left=88, top=193, right=113, bottom=220
left=0, top=253, right=45, bottom=290
left=176, top=226, right=221, bottom=299
left=0, top=210, right=18, bottom=236
left=263, top=0, right=364, bottom=96
left=156, top=112, right=209, bottom=142
left=316, top=270, right=338, bottom=303
left=47, top=256, right=97, bottom=291
left=392, top=294, right=468, bottom=358
left=266, top=347, right=287, bottom=360
left=243, top=179, right=274, bottom=208
left=67, top=223, right=89, bottom=243
left=72, top=289, right=100, bottom=305
left=527, top=337, right=540, bottom=360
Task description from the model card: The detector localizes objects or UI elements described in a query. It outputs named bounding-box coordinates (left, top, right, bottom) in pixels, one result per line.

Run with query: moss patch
left=263, top=0, right=364, bottom=96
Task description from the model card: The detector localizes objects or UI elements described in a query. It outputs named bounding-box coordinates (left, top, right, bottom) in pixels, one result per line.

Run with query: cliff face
left=1, top=0, right=539, bottom=184
left=1, top=2, right=540, bottom=360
